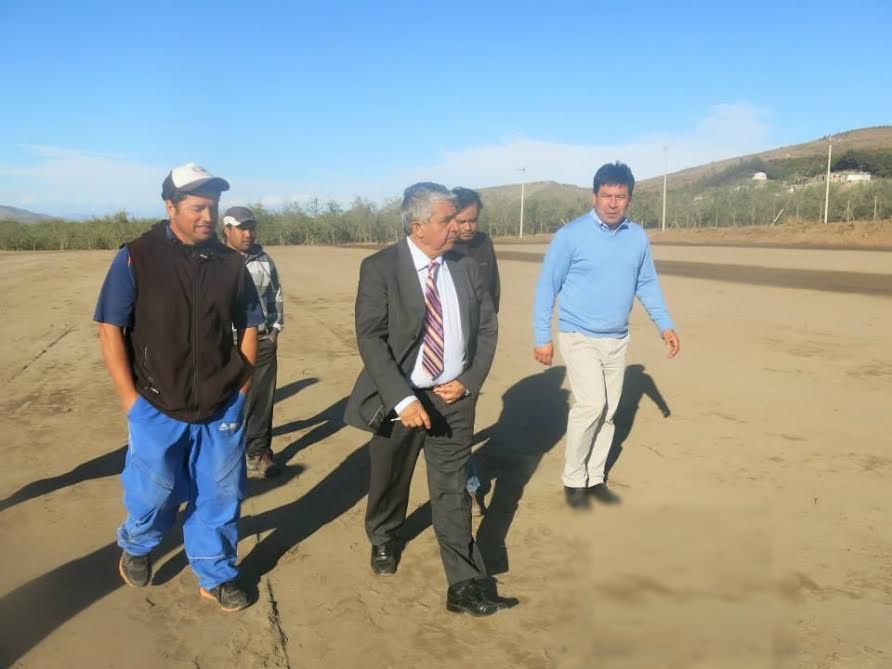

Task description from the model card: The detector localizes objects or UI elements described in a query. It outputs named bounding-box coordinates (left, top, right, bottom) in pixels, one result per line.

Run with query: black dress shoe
left=446, top=579, right=513, bottom=617
left=587, top=483, right=621, bottom=505
left=564, top=486, right=590, bottom=510
left=370, top=541, right=397, bottom=575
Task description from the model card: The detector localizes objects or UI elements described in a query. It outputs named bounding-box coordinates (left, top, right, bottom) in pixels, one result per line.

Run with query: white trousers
left=558, top=331, right=630, bottom=488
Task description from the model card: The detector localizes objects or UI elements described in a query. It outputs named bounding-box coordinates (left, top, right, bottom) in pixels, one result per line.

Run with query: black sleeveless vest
left=126, top=221, right=251, bottom=422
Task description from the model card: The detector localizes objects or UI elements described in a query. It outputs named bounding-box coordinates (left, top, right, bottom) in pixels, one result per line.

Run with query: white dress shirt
left=394, top=237, right=467, bottom=414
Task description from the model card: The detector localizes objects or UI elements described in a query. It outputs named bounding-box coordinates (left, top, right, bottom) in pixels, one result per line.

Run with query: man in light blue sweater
left=532, top=162, right=680, bottom=510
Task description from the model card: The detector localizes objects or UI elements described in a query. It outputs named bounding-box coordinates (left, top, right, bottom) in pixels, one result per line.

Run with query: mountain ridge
left=478, top=125, right=892, bottom=199
left=0, top=205, right=51, bottom=224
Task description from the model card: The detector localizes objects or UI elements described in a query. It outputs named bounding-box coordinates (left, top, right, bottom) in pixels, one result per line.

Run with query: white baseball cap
left=161, top=162, right=230, bottom=200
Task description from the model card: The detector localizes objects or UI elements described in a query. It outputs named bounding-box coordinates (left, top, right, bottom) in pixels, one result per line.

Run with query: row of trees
left=1, top=180, right=889, bottom=251
left=630, top=179, right=892, bottom=229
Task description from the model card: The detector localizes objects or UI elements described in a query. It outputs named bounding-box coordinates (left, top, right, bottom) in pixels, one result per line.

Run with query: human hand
left=662, top=330, right=680, bottom=358
left=533, top=343, right=554, bottom=366
left=398, top=400, right=431, bottom=430
left=268, top=329, right=279, bottom=346
left=433, top=380, right=466, bottom=404
left=123, top=390, right=140, bottom=415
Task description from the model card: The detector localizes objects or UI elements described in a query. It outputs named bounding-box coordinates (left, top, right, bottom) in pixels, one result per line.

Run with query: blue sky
left=1, top=0, right=890, bottom=217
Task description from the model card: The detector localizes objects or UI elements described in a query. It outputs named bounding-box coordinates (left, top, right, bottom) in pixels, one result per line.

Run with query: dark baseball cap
left=161, top=162, right=230, bottom=201
left=222, top=206, right=257, bottom=227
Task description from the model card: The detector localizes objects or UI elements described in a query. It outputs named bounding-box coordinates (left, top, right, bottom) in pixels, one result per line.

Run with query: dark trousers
left=365, top=389, right=487, bottom=586
left=245, top=335, right=278, bottom=458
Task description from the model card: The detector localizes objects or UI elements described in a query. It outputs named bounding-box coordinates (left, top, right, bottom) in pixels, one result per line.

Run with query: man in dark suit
left=345, top=182, right=513, bottom=616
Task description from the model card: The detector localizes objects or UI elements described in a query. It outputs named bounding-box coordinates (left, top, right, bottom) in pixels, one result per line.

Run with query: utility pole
left=661, top=145, right=668, bottom=232
left=519, top=166, right=527, bottom=238
left=823, top=135, right=832, bottom=223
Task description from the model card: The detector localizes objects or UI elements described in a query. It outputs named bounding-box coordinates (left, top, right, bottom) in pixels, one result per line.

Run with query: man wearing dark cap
left=450, top=187, right=500, bottom=312
left=448, top=187, right=501, bottom=517
left=94, top=162, right=263, bottom=612
left=222, top=206, right=285, bottom=478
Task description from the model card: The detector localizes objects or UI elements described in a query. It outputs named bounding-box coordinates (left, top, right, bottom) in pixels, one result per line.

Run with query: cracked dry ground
left=2, top=244, right=892, bottom=669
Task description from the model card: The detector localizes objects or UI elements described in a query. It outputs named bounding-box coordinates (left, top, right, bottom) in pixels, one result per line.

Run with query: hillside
left=2, top=126, right=890, bottom=248
left=637, top=125, right=892, bottom=192
left=479, top=126, right=892, bottom=198
left=472, top=126, right=892, bottom=233
left=0, top=205, right=50, bottom=224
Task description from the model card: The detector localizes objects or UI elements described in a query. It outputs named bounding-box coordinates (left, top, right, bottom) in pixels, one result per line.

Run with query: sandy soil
left=647, top=220, right=892, bottom=250
left=495, top=220, right=892, bottom=251
left=1, top=243, right=891, bottom=668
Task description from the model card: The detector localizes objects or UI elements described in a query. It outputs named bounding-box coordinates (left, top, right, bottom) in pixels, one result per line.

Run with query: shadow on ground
left=606, top=364, right=671, bottom=480
left=0, top=378, right=325, bottom=666
left=0, top=376, right=319, bottom=515
left=402, top=367, right=569, bottom=575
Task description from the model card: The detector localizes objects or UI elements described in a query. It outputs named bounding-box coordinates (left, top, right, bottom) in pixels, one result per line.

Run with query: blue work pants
left=116, top=391, right=246, bottom=590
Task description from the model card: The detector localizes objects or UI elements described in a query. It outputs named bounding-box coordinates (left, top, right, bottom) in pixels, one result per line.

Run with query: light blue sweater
left=533, top=211, right=674, bottom=346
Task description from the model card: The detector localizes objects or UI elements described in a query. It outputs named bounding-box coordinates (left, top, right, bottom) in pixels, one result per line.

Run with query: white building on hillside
left=815, top=170, right=872, bottom=183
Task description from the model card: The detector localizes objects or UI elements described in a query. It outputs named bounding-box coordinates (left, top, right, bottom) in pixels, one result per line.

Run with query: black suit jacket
left=344, top=237, right=498, bottom=433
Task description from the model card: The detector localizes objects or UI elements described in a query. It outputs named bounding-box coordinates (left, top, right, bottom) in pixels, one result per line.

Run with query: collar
left=161, top=220, right=224, bottom=252
left=590, top=210, right=630, bottom=232
left=406, top=235, right=443, bottom=272
left=245, top=243, right=265, bottom=262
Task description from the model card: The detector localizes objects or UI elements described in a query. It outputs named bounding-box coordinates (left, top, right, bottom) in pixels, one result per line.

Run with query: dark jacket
left=127, top=221, right=253, bottom=422
left=449, top=232, right=500, bottom=312
left=344, top=237, right=498, bottom=433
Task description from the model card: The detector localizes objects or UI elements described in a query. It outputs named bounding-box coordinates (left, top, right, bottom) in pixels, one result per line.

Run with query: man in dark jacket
left=222, top=206, right=285, bottom=479
left=448, top=187, right=501, bottom=516
left=94, top=163, right=263, bottom=612
left=344, top=182, right=515, bottom=617
left=450, top=187, right=500, bottom=312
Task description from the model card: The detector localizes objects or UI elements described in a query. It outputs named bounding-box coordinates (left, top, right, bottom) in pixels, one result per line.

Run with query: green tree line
left=630, top=179, right=892, bottom=229
left=0, top=179, right=889, bottom=251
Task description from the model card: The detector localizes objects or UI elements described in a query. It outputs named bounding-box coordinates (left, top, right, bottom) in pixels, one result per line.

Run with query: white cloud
left=0, top=102, right=773, bottom=216
left=0, top=146, right=167, bottom=217
left=396, top=102, right=772, bottom=189
left=0, top=147, right=320, bottom=217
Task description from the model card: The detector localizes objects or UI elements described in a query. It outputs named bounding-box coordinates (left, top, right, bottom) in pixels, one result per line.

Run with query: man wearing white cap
left=94, top=163, right=263, bottom=612
left=222, top=206, right=285, bottom=478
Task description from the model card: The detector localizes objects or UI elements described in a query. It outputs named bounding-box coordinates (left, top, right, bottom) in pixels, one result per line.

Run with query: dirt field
left=496, top=220, right=892, bottom=251
left=1, top=242, right=891, bottom=668
left=647, top=219, right=892, bottom=250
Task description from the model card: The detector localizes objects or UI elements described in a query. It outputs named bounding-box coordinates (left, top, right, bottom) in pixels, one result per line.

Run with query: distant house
left=752, top=171, right=768, bottom=181
left=815, top=170, right=872, bottom=183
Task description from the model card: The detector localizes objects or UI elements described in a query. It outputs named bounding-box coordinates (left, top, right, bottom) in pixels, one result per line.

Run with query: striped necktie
left=421, top=259, right=445, bottom=380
